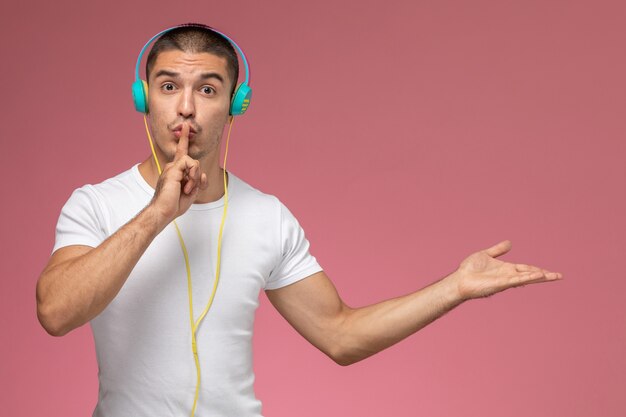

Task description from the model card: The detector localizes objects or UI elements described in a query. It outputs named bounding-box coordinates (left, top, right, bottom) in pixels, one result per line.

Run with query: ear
left=144, top=80, right=150, bottom=114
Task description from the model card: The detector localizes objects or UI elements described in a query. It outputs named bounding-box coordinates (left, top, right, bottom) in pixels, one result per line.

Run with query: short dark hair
left=145, top=23, right=239, bottom=97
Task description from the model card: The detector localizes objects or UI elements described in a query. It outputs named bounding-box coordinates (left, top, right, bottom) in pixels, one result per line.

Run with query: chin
left=189, top=150, right=210, bottom=160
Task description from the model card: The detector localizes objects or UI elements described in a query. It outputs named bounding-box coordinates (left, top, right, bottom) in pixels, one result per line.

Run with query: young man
left=36, top=24, right=562, bottom=417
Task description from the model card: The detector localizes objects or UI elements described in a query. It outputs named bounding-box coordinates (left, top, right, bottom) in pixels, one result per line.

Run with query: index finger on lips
left=175, top=123, right=190, bottom=159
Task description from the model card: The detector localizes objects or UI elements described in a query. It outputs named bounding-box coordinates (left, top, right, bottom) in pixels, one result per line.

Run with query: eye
left=161, top=83, right=176, bottom=92
left=201, top=86, right=216, bottom=95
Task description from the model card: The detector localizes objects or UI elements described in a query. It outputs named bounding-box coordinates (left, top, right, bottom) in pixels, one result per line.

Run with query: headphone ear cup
left=132, top=80, right=149, bottom=113
left=230, top=83, right=252, bottom=116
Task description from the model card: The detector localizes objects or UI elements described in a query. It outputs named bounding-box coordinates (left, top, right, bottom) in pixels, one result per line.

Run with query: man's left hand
left=450, top=240, right=563, bottom=301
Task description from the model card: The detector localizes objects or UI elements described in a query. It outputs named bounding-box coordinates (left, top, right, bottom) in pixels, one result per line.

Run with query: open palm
left=454, top=240, right=562, bottom=301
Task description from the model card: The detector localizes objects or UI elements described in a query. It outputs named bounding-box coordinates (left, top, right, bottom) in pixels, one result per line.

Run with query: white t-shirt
left=52, top=164, right=323, bottom=417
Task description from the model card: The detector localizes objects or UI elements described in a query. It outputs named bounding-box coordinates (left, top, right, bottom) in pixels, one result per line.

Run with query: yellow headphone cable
left=143, top=115, right=234, bottom=417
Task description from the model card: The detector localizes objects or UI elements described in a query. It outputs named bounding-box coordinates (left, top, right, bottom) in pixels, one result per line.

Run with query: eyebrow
left=154, top=70, right=225, bottom=84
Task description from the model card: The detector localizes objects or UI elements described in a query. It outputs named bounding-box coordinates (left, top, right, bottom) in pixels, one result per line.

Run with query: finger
left=175, top=123, right=190, bottom=159
left=509, top=271, right=544, bottom=288
left=185, top=162, right=202, bottom=194
left=184, top=176, right=194, bottom=195
left=515, top=263, right=541, bottom=272
left=484, top=240, right=512, bottom=258
left=200, top=173, right=209, bottom=190
left=545, top=271, right=563, bottom=280
left=181, top=183, right=201, bottom=202
left=515, top=271, right=562, bottom=286
left=184, top=163, right=197, bottom=194
left=185, top=181, right=199, bottom=196
left=515, top=264, right=563, bottom=280
left=171, top=155, right=195, bottom=193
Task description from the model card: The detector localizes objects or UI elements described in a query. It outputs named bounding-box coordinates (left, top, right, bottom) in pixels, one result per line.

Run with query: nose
left=177, top=88, right=195, bottom=119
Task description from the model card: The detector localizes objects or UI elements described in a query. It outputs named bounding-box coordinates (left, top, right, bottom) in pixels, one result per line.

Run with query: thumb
left=484, top=240, right=512, bottom=258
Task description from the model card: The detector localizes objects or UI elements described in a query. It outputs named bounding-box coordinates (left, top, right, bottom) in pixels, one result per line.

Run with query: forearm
left=335, top=272, right=464, bottom=366
left=37, top=204, right=167, bottom=336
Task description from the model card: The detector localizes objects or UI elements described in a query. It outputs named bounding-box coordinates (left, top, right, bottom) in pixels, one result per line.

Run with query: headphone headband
left=132, top=24, right=252, bottom=115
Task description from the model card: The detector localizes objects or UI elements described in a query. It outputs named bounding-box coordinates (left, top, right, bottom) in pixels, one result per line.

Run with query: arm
left=37, top=123, right=207, bottom=336
left=265, top=240, right=563, bottom=366
left=37, top=206, right=165, bottom=336
left=265, top=270, right=459, bottom=366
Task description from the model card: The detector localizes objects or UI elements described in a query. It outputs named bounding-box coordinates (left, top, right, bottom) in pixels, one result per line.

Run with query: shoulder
left=69, top=164, right=151, bottom=211
left=58, top=164, right=150, bottom=229
left=52, top=168, right=140, bottom=253
left=87, top=164, right=143, bottom=197
left=229, top=173, right=310, bottom=240
left=229, top=171, right=283, bottom=212
left=61, top=166, right=132, bottom=205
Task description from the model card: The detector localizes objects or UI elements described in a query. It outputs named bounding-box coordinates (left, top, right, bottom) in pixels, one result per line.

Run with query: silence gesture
left=151, top=122, right=209, bottom=224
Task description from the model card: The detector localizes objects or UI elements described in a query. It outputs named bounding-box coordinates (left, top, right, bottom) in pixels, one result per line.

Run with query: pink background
left=2, top=0, right=624, bottom=416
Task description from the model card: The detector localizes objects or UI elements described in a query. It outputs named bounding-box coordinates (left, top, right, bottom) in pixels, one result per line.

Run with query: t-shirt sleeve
left=52, top=185, right=108, bottom=254
left=265, top=201, right=323, bottom=290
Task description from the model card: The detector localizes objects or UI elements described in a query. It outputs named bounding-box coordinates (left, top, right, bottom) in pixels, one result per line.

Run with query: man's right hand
left=149, top=122, right=209, bottom=224
left=37, top=122, right=210, bottom=336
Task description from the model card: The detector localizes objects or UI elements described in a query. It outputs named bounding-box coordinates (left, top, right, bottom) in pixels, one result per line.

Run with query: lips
left=173, top=124, right=196, bottom=133
left=173, top=130, right=195, bottom=139
left=172, top=124, right=197, bottom=139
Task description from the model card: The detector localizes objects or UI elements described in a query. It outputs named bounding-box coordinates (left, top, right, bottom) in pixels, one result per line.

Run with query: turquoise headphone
left=132, top=24, right=252, bottom=116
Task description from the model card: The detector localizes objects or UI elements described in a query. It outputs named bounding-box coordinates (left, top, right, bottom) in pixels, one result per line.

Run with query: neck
left=138, top=155, right=229, bottom=204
